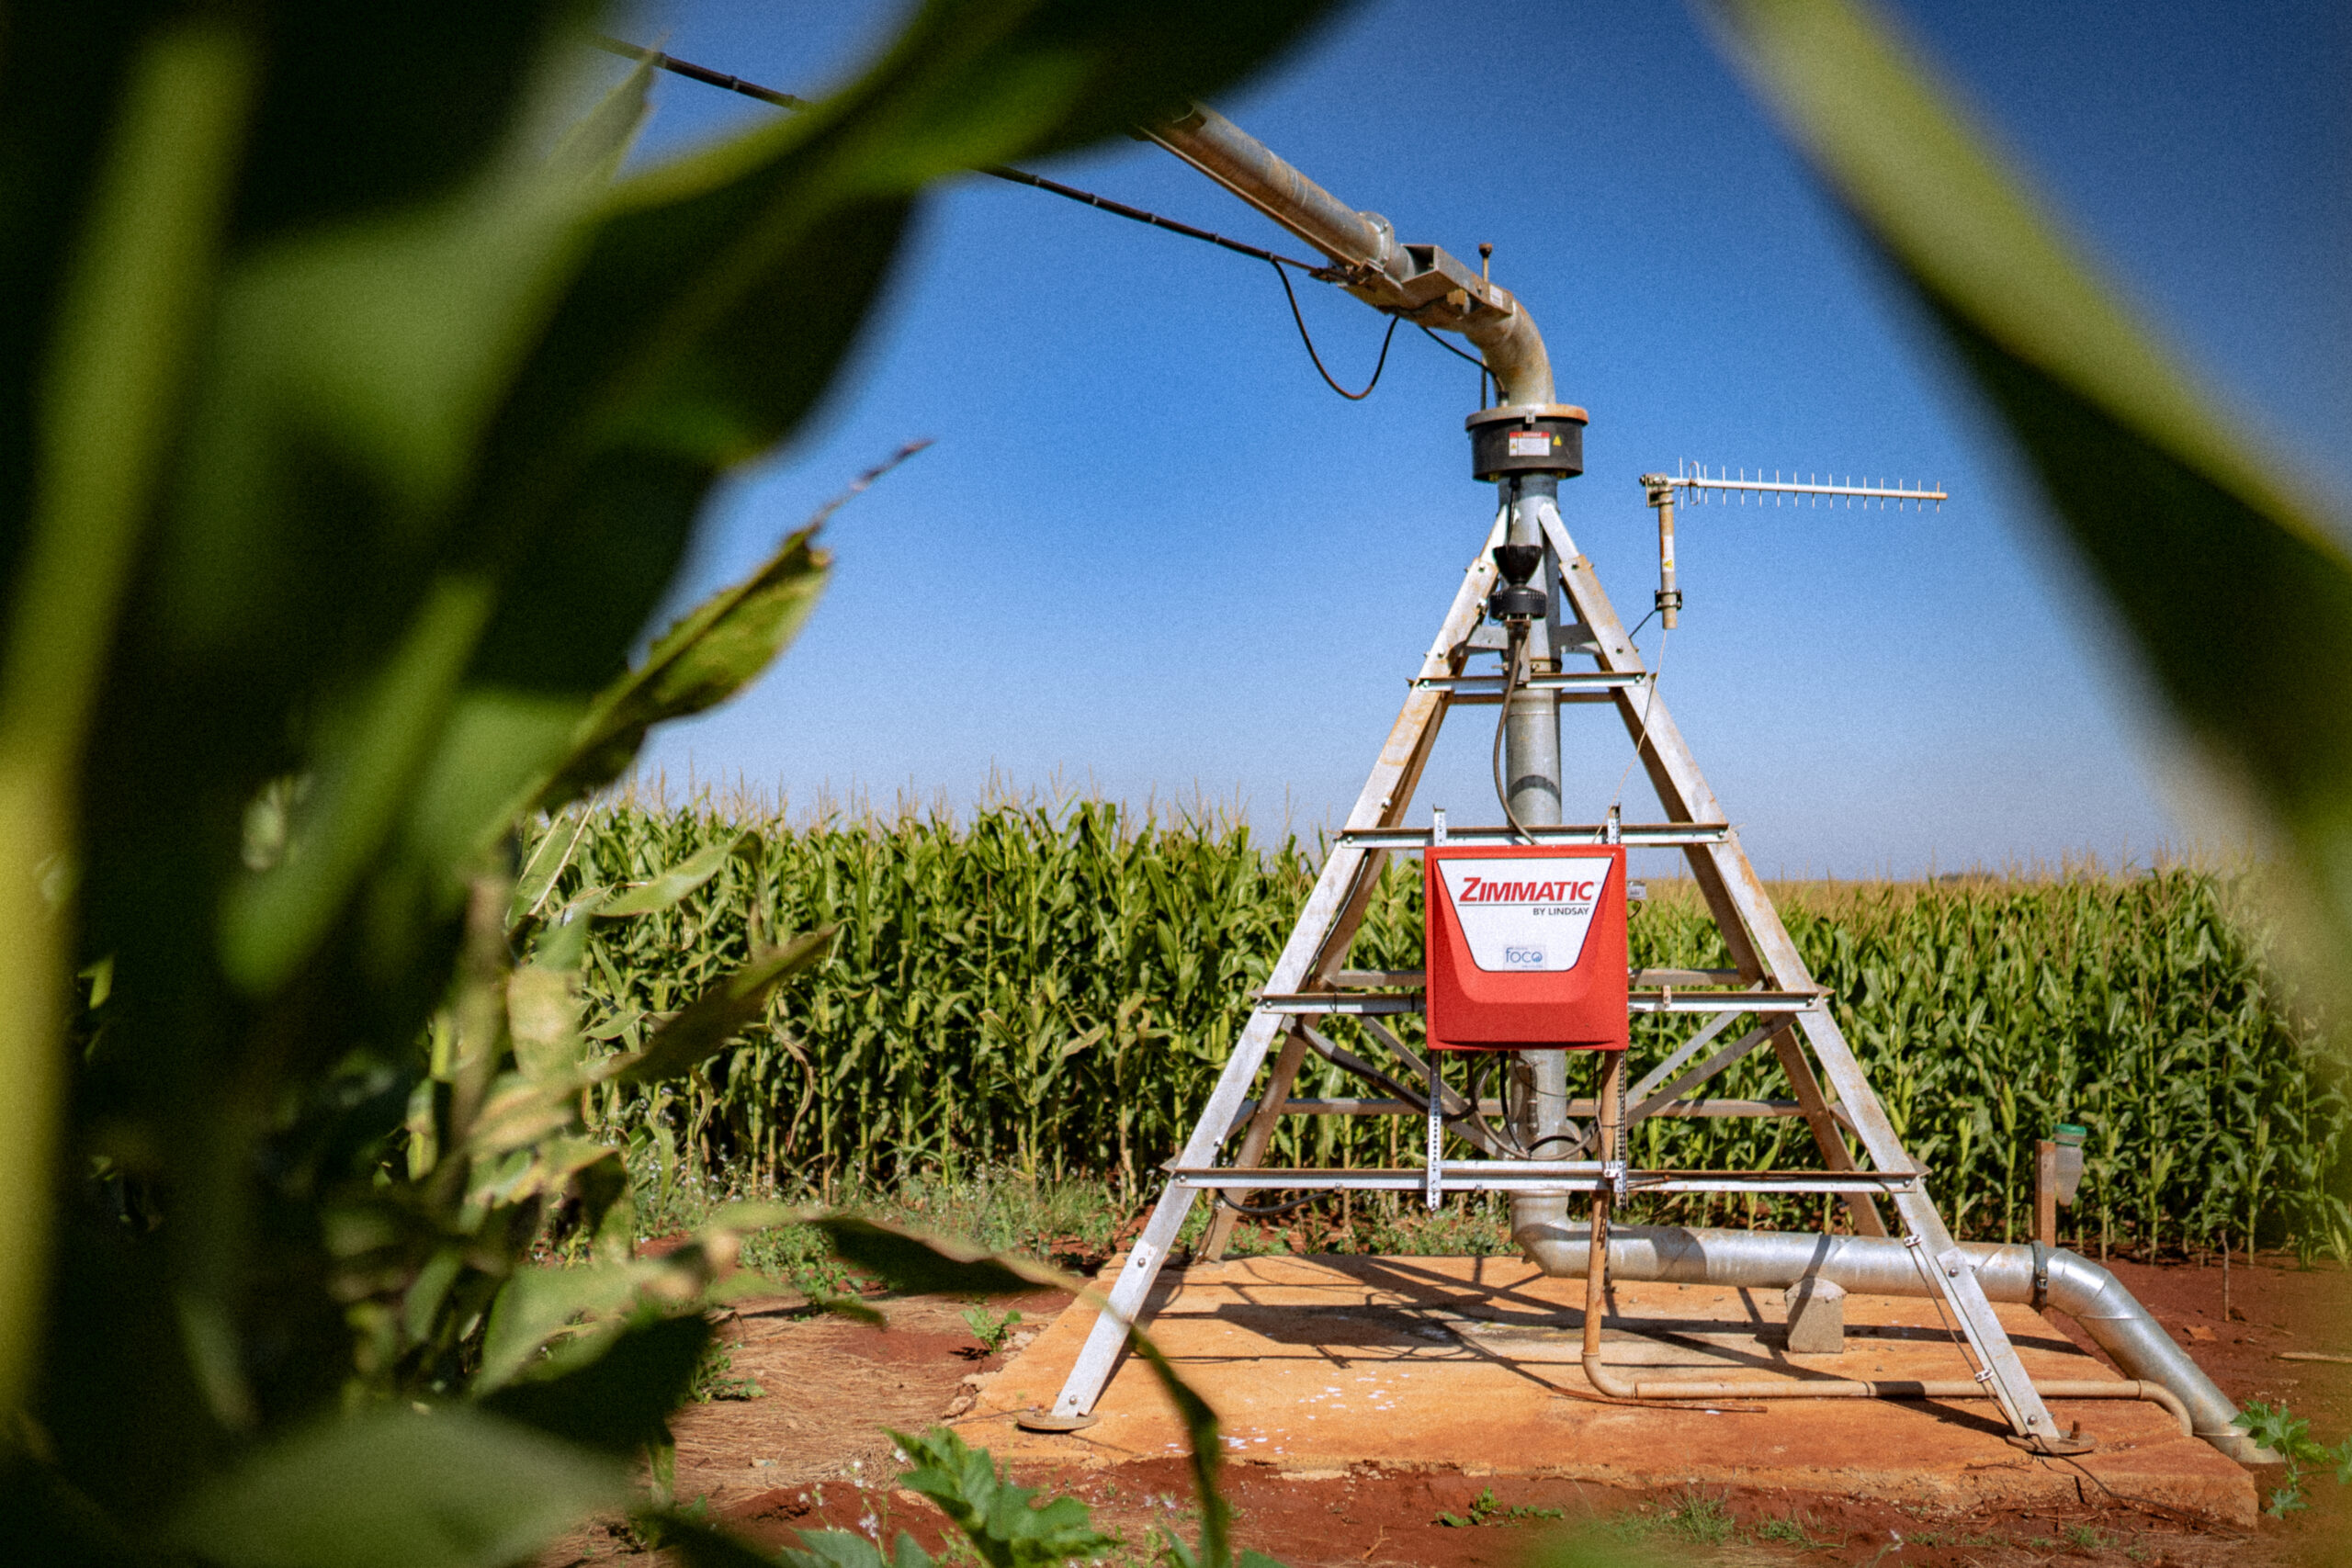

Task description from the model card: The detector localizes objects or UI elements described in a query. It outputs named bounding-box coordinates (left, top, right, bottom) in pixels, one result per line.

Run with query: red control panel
left=1423, top=844, right=1628, bottom=1051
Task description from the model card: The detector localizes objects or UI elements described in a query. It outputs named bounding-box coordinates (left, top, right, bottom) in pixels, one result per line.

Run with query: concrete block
left=973, top=1254, right=2256, bottom=1526
left=1782, top=1275, right=1846, bottom=1354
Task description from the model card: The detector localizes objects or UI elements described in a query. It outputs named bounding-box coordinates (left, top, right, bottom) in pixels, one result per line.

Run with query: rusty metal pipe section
left=1520, top=1220, right=2268, bottom=1462
left=1145, top=104, right=1557, bottom=408
left=1577, top=1360, right=2193, bottom=1438
left=1144, top=103, right=1396, bottom=274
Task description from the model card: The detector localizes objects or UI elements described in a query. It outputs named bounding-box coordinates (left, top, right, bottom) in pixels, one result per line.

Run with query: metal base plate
left=1014, top=1409, right=1100, bottom=1434
left=2008, top=1428, right=2097, bottom=1457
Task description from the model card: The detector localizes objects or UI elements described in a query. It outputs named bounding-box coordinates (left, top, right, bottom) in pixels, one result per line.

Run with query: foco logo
left=1456, top=876, right=1599, bottom=905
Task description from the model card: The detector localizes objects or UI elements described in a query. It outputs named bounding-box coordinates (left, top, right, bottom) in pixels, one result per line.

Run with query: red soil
left=542, top=1255, right=2351, bottom=1568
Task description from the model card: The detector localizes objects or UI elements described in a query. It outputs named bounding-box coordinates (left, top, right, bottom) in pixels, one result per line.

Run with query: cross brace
left=1044, top=503, right=2069, bottom=1449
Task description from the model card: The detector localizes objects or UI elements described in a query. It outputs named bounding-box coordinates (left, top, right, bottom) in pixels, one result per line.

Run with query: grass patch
left=1435, top=1487, right=1566, bottom=1529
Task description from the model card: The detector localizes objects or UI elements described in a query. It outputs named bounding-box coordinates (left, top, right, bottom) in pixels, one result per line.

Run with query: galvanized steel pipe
left=1146, top=104, right=1398, bottom=276
left=1502, top=480, right=1572, bottom=1242
left=1146, top=105, right=1557, bottom=408
left=1517, top=1219, right=2267, bottom=1462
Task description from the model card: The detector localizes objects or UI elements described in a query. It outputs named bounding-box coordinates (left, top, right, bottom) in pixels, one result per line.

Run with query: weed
left=1434, top=1486, right=1564, bottom=1528
left=2064, top=1523, right=2109, bottom=1550
left=2233, top=1398, right=2352, bottom=1517
left=626, top=1495, right=714, bottom=1551
left=962, top=1303, right=1024, bottom=1354
left=690, top=1338, right=765, bottom=1403
left=1754, top=1511, right=1833, bottom=1549
left=1655, top=1488, right=1736, bottom=1546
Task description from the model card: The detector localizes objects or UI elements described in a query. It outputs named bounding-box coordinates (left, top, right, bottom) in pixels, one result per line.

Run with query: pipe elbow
left=2030, top=1248, right=2277, bottom=1461
left=1464, top=307, right=1555, bottom=408
left=2037, top=1247, right=2142, bottom=1322
left=1581, top=1349, right=1640, bottom=1401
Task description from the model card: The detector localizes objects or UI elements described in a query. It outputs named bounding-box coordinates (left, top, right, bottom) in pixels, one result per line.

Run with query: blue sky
left=601, top=0, right=2349, bottom=879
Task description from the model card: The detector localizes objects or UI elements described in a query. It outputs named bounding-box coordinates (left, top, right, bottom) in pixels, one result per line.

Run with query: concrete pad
left=961, top=1253, right=2256, bottom=1527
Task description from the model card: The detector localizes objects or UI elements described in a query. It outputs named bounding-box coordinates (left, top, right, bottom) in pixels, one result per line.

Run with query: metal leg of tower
left=1199, top=1025, right=1311, bottom=1260
left=1045, top=515, right=1508, bottom=1420
left=1537, top=502, right=2064, bottom=1447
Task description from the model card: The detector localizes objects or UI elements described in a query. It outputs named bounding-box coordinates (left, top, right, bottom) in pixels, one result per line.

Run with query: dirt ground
left=543, top=1252, right=2350, bottom=1568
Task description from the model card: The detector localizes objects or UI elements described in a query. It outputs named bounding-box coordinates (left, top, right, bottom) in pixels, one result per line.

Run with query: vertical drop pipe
left=1504, top=474, right=1573, bottom=1208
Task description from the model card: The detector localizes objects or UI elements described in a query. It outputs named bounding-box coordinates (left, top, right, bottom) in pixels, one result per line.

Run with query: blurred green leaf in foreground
left=0, top=0, right=1337, bottom=1560
left=1703, top=0, right=2352, bottom=989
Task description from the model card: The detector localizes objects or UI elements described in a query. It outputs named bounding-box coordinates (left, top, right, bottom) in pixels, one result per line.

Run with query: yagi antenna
left=1637, top=465, right=1949, bottom=628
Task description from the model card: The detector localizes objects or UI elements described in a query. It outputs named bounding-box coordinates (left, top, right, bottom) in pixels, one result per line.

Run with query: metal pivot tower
left=1033, top=104, right=2095, bottom=1457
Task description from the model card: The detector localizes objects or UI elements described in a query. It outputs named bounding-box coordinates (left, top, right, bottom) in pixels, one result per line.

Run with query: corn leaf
left=506, top=962, right=585, bottom=1080
left=1125, top=1330, right=1233, bottom=1568
left=610, top=926, right=836, bottom=1085
left=1704, top=0, right=2352, bottom=963
left=481, top=1312, right=709, bottom=1458
left=511, top=807, right=593, bottom=926
left=810, top=1217, right=1064, bottom=1298
left=0, top=17, right=255, bottom=1419
left=530, top=440, right=929, bottom=812
left=171, top=1404, right=626, bottom=1568
left=596, top=834, right=743, bottom=917
left=476, top=1260, right=660, bottom=1393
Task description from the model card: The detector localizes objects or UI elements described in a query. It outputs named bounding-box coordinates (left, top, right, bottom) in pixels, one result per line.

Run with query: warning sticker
left=1507, top=432, right=1552, bottom=457
left=1435, top=857, right=1611, bottom=972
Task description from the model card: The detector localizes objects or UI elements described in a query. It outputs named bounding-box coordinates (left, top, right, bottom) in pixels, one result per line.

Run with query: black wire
left=1462, top=1056, right=1527, bottom=1157
left=598, top=33, right=1469, bottom=404
left=591, top=33, right=811, bottom=107
left=985, top=164, right=1325, bottom=271
left=1416, top=321, right=1487, bottom=372
left=1271, top=261, right=1399, bottom=400
left=592, top=36, right=1329, bottom=268
left=1297, top=1029, right=1430, bottom=1115
left=1214, top=1189, right=1329, bottom=1217
left=1491, top=621, right=1537, bottom=845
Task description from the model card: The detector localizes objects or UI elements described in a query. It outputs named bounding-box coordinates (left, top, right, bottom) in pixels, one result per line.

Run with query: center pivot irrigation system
left=616, top=39, right=2265, bottom=1466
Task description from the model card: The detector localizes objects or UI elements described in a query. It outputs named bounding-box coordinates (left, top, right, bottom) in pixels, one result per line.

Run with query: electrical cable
left=1490, top=621, right=1537, bottom=844
left=1416, top=321, right=1487, bottom=372
left=593, top=33, right=1464, bottom=403
left=1270, top=260, right=1399, bottom=400
left=1462, top=1057, right=1527, bottom=1157
left=1213, top=1188, right=1329, bottom=1217
left=986, top=164, right=1325, bottom=270
left=591, top=36, right=1328, bottom=266
left=1296, top=1029, right=1431, bottom=1116
left=590, top=32, right=811, bottom=107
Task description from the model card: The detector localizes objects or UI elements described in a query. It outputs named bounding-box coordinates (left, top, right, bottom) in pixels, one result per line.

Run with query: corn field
left=537, top=800, right=2352, bottom=1258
